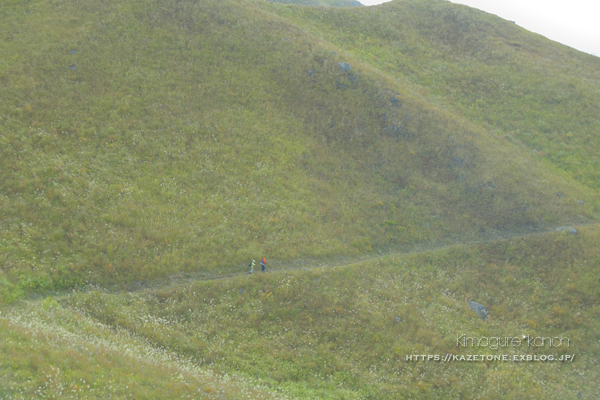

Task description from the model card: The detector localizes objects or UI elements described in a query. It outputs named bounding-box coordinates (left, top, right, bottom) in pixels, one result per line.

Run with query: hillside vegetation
left=1, top=0, right=599, bottom=398
left=279, top=0, right=600, bottom=188
left=1, top=0, right=598, bottom=302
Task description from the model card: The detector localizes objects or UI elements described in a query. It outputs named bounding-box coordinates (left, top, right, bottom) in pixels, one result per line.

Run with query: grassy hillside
left=1, top=0, right=597, bottom=303
left=4, top=224, right=599, bottom=398
left=1, top=0, right=600, bottom=398
left=0, top=310, right=282, bottom=399
left=275, top=0, right=600, bottom=188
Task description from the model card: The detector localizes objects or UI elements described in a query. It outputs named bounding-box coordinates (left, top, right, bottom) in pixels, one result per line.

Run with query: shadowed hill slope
left=0, top=0, right=598, bottom=302
left=274, top=0, right=600, bottom=188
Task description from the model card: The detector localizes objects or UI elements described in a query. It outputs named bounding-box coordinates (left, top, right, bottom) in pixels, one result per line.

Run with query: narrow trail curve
left=124, top=220, right=599, bottom=295
left=6, top=221, right=598, bottom=311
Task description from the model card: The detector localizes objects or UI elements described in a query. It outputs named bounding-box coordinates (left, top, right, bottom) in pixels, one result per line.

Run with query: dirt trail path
left=125, top=220, right=599, bottom=294
left=8, top=221, right=598, bottom=308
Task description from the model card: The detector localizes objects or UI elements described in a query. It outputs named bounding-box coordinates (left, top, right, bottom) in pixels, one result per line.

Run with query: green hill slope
left=2, top=0, right=600, bottom=398
left=0, top=318, right=281, bottom=399
left=1, top=0, right=597, bottom=303
left=276, top=0, right=600, bottom=188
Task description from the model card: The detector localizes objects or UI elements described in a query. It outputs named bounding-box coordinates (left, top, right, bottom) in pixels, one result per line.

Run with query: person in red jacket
left=260, top=258, right=266, bottom=272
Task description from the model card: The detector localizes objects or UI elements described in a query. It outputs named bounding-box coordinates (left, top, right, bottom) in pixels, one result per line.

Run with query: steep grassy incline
left=0, top=0, right=597, bottom=304
left=270, top=0, right=600, bottom=189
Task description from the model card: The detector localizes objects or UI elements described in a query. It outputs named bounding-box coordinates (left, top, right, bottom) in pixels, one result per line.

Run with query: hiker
left=260, top=257, right=266, bottom=272
left=249, top=260, right=255, bottom=274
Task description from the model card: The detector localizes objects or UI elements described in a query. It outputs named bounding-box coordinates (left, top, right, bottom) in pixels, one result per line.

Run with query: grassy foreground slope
left=0, top=312, right=283, bottom=399
left=1, top=0, right=598, bottom=303
left=3, top=224, right=599, bottom=399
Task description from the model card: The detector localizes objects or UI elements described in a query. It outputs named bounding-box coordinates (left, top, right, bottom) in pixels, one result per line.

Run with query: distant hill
left=268, top=0, right=364, bottom=6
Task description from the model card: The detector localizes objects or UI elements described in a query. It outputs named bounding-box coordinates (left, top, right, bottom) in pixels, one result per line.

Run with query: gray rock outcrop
left=468, top=300, right=489, bottom=320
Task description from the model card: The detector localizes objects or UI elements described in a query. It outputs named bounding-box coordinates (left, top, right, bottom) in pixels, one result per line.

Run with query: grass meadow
left=1, top=0, right=599, bottom=397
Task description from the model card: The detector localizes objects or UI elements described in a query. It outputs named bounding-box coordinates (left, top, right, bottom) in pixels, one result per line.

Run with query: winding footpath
left=127, top=220, right=599, bottom=294
left=5, top=220, right=598, bottom=308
